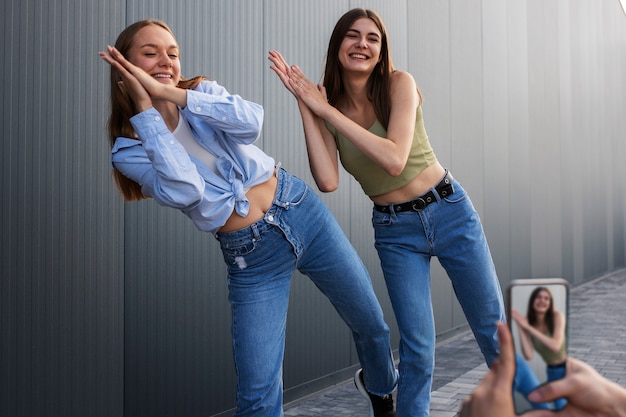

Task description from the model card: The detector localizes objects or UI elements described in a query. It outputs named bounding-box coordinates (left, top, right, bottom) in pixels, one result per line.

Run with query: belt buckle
left=411, top=198, right=426, bottom=211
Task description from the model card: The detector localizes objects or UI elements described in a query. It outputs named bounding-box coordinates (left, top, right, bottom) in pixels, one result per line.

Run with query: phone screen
left=507, top=278, right=569, bottom=414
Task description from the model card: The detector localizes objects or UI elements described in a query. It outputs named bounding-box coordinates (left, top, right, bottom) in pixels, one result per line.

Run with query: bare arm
left=268, top=51, right=418, bottom=178
left=290, top=65, right=418, bottom=177
left=268, top=50, right=339, bottom=191
left=517, top=310, right=565, bottom=354
left=512, top=309, right=535, bottom=360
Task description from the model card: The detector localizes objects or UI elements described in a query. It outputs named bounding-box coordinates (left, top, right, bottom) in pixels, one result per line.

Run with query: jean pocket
left=372, top=210, right=393, bottom=227
left=279, top=179, right=309, bottom=209
left=443, top=183, right=468, bottom=205
left=220, top=238, right=258, bottom=258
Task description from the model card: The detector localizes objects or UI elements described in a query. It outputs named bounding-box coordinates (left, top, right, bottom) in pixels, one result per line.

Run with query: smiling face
left=338, top=17, right=382, bottom=75
left=532, top=289, right=553, bottom=314
left=127, top=24, right=181, bottom=86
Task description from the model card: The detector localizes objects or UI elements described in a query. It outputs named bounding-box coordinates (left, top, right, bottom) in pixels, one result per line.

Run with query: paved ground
left=283, top=268, right=626, bottom=416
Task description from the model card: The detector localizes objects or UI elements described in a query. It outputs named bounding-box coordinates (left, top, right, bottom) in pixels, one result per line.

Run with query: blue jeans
left=546, top=364, right=567, bottom=410
left=513, top=354, right=552, bottom=410
left=371, top=174, right=506, bottom=417
left=216, top=168, right=398, bottom=417
left=513, top=356, right=567, bottom=410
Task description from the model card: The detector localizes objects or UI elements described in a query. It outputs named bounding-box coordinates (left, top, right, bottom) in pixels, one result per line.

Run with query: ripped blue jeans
left=216, top=168, right=397, bottom=417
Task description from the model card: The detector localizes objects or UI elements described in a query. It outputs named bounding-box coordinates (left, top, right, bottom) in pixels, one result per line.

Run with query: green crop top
left=324, top=106, right=437, bottom=197
left=531, top=332, right=567, bottom=363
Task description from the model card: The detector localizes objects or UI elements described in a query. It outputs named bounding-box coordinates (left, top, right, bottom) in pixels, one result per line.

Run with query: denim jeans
left=546, top=364, right=567, bottom=410
left=216, top=168, right=398, bottom=417
left=513, top=356, right=567, bottom=410
left=371, top=174, right=506, bottom=417
left=513, top=354, right=552, bottom=410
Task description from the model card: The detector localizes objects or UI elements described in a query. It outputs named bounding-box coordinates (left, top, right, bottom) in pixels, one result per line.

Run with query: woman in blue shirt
left=100, top=19, right=398, bottom=417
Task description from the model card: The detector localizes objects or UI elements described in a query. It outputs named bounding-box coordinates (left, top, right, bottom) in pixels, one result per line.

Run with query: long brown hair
left=322, top=8, right=421, bottom=131
left=106, top=19, right=206, bottom=201
left=527, top=287, right=556, bottom=334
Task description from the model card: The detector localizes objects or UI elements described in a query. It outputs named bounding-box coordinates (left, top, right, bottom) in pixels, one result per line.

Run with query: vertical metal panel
left=527, top=0, right=565, bottom=277
left=1, top=0, right=126, bottom=416
left=557, top=0, right=579, bottom=282
left=507, top=0, right=534, bottom=280
left=449, top=0, right=486, bottom=329
left=481, top=0, right=513, bottom=289
left=606, top=1, right=626, bottom=270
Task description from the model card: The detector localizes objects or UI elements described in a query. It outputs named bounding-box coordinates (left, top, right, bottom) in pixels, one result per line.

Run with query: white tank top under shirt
left=172, top=111, right=218, bottom=172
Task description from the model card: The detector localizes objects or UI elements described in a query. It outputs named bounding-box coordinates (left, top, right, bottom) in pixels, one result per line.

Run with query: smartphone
left=507, top=278, right=569, bottom=414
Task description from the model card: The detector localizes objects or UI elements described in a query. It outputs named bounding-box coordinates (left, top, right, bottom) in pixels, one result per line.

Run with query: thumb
left=494, top=322, right=516, bottom=383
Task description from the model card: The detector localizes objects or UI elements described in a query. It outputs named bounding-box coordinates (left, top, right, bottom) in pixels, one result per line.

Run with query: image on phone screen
left=508, top=278, right=569, bottom=413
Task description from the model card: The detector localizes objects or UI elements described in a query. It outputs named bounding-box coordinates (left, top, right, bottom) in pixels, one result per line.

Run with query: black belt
left=374, top=172, right=454, bottom=213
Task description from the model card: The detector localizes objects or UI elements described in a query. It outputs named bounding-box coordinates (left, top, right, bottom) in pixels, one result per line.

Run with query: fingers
left=288, top=66, right=312, bottom=90
left=268, top=50, right=291, bottom=75
left=527, top=358, right=581, bottom=403
left=106, top=45, right=132, bottom=68
left=495, top=322, right=516, bottom=382
left=268, top=50, right=300, bottom=96
left=291, top=78, right=306, bottom=89
left=267, top=52, right=309, bottom=88
left=456, top=324, right=518, bottom=417
left=99, top=46, right=152, bottom=108
left=99, top=46, right=133, bottom=79
left=289, top=64, right=306, bottom=79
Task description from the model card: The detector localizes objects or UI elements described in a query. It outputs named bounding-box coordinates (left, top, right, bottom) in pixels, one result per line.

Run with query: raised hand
left=99, top=45, right=153, bottom=111
left=268, top=51, right=329, bottom=116
left=268, top=50, right=297, bottom=96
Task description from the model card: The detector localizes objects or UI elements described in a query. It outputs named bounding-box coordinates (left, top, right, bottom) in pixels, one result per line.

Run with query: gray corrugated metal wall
left=2, top=0, right=625, bottom=416
left=1, top=1, right=126, bottom=416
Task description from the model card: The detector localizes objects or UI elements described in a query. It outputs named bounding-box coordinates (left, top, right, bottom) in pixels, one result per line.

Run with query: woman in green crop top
left=269, top=8, right=505, bottom=417
left=512, top=286, right=567, bottom=410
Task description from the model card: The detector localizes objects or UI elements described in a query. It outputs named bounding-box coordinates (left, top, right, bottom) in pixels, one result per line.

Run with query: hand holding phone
left=507, top=278, right=569, bottom=413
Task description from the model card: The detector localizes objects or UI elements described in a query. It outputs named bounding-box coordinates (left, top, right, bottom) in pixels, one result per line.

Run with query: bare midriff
left=219, top=169, right=278, bottom=233
left=370, top=161, right=447, bottom=206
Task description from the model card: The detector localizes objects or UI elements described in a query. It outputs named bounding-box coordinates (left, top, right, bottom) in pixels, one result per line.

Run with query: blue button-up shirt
left=111, top=80, right=276, bottom=234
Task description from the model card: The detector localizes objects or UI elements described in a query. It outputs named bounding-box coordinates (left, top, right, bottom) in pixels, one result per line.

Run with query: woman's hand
left=268, top=50, right=297, bottom=96
left=268, top=51, right=330, bottom=116
left=285, top=64, right=330, bottom=117
left=511, top=309, right=530, bottom=330
left=100, top=46, right=155, bottom=111
left=101, top=45, right=188, bottom=110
